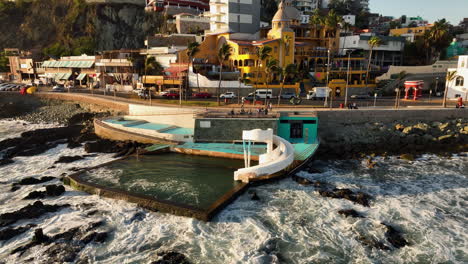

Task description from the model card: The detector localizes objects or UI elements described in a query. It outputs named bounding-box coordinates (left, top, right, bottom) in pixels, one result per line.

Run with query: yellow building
left=390, top=25, right=432, bottom=42
left=179, top=0, right=341, bottom=91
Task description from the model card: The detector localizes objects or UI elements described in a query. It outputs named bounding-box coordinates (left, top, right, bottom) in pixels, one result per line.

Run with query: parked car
left=52, top=85, right=65, bottom=92
left=0, top=83, right=12, bottom=91
left=193, top=92, right=212, bottom=99
left=280, top=92, right=296, bottom=99
left=350, top=94, right=371, bottom=99
left=220, top=92, right=237, bottom=99
left=162, top=92, right=179, bottom=99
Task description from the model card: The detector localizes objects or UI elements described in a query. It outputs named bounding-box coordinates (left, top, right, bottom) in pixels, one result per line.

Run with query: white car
left=280, top=92, right=296, bottom=99
left=220, top=92, right=237, bottom=99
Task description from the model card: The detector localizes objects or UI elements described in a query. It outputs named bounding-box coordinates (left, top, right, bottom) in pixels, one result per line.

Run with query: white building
left=342, top=14, right=356, bottom=26
left=294, top=0, right=320, bottom=13
left=204, top=0, right=261, bottom=35
left=339, top=34, right=406, bottom=66
left=446, top=55, right=468, bottom=100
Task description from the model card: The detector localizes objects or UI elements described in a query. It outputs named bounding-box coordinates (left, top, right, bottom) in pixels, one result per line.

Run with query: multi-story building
left=321, top=0, right=369, bottom=11
left=339, top=34, right=406, bottom=67
left=145, top=0, right=209, bottom=15
left=204, top=0, right=261, bottom=35
left=390, top=25, right=432, bottom=43
left=446, top=55, right=467, bottom=100
left=293, top=0, right=320, bottom=13
left=459, top=18, right=468, bottom=33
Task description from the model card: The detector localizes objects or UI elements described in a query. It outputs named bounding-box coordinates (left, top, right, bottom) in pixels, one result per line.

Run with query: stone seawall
left=34, top=93, right=129, bottom=114
left=315, top=109, right=468, bottom=158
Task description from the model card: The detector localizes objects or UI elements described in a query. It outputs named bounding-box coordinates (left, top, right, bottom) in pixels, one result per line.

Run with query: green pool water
left=79, top=154, right=244, bottom=210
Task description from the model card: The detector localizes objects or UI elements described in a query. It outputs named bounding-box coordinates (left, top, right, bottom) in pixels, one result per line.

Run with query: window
left=455, top=76, right=464, bottom=86
left=290, top=122, right=303, bottom=139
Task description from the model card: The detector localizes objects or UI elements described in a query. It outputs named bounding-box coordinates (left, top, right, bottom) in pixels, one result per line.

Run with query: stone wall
left=315, top=109, right=468, bottom=158
left=35, top=93, right=129, bottom=114
left=194, top=118, right=278, bottom=142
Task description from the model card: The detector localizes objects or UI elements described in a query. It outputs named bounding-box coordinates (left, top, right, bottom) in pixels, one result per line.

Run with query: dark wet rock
left=84, top=139, right=145, bottom=156
left=0, top=159, right=14, bottom=166
left=0, top=201, right=69, bottom=227
left=128, top=212, right=146, bottom=223
left=11, top=221, right=109, bottom=260
left=23, top=191, right=46, bottom=200
left=10, top=185, right=20, bottom=192
left=357, top=235, right=390, bottom=250
left=67, top=112, right=96, bottom=126
left=292, top=175, right=312, bottom=185
left=66, top=139, right=83, bottom=149
left=318, top=188, right=372, bottom=207
left=68, top=167, right=84, bottom=172
left=47, top=165, right=56, bottom=169
left=17, top=176, right=56, bottom=185
left=54, top=155, right=85, bottom=164
left=76, top=256, right=90, bottom=264
left=32, top=228, right=50, bottom=243
left=86, top=210, right=100, bottom=216
left=307, top=167, right=322, bottom=174
left=400, top=153, right=415, bottom=161
left=0, top=126, right=84, bottom=166
left=0, top=224, right=36, bottom=241
left=251, top=192, right=260, bottom=201
left=45, top=185, right=65, bottom=196
left=338, top=209, right=364, bottom=218
left=152, top=251, right=191, bottom=264
left=24, top=185, right=66, bottom=199
left=382, top=223, right=408, bottom=249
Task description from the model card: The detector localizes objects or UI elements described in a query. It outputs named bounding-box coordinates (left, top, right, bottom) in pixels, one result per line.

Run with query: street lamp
left=324, top=49, right=331, bottom=107
left=435, top=77, right=439, bottom=96
left=344, top=49, right=356, bottom=107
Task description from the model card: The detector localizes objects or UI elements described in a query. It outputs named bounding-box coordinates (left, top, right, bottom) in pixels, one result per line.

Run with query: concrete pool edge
left=63, top=155, right=250, bottom=221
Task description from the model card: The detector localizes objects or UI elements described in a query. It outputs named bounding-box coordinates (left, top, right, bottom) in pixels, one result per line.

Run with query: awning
left=41, top=60, right=94, bottom=68
left=60, top=73, right=72, bottom=80
left=76, top=73, right=87, bottom=81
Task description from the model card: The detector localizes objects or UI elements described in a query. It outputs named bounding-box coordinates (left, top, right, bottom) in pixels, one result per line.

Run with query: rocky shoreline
left=317, top=118, right=468, bottom=159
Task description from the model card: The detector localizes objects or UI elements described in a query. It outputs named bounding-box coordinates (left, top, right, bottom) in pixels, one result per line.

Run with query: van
left=306, top=87, right=330, bottom=100
left=252, top=89, right=273, bottom=99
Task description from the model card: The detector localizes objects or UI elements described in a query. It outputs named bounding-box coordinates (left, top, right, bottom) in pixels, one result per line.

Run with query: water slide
left=234, top=129, right=295, bottom=183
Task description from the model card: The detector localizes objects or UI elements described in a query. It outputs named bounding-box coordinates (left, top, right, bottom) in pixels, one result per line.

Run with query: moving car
left=350, top=94, right=371, bottom=99
left=52, top=85, right=65, bottom=92
left=220, top=92, right=237, bottom=99
left=306, top=87, right=330, bottom=100
left=280, top=92, right=296, bottom=99
left=193, top=92, right=212, bottom=99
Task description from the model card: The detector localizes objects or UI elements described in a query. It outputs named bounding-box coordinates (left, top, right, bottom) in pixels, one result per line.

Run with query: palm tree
left=442, top=70, right=457, bottom=108
left=264, top=57, right=278, bottom=104
left=365, top=36, right=383, bottom=87
left=254, top=46, right=272, bottom=96
left=277, top=64, right=297, bottom=106
left=217, top=43, right=232, bottom=105
left=340, top=22, right=352, bottom=53
left=428, top=19, right=450, bottom=62
left=324, top=9, right=342, bottom=39
left=309, top=9, right=324, bottom=38
left=186, top=41, right=200, bottom=98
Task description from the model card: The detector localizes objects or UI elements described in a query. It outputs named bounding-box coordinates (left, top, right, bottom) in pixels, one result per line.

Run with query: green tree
left=365, top=36, right=383, bottom=87
left=186, top=41, right=200, bottom=96
left=264, top=57, right=278, bottom=104
left=428, top=19, right=452, bottom=62
left=217, top=43, right=232, bottom=105
left=442, top=70, right=457, bottom=108
left=254, top=46, right=272, bottom=95
left=145, top=57, right=163, bottom=75
left=277, top=63, right=298, bottom=106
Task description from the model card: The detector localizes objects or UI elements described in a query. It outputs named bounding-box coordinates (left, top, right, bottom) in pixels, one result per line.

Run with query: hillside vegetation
left=0, top=0, right=163, bottom=58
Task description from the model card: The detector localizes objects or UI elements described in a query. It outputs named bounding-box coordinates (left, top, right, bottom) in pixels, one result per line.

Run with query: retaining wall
left=35, top=92, right=129, bottom=114
left=194, top=118, right=278, bottom=142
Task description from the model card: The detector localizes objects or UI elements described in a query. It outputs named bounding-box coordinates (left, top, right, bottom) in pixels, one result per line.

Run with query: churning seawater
left=0, top=120, right=467, bottom=263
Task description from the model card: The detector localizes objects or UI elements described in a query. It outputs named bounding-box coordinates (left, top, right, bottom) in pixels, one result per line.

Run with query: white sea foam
left=0, top=120, right=467, bottom=263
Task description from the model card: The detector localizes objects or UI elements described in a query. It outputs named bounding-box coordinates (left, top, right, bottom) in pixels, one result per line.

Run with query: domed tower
left=268, top=0, right=295, bottom=67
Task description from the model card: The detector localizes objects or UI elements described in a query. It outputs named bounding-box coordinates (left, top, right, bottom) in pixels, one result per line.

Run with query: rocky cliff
left=0, top=0, right=163, bottom=57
